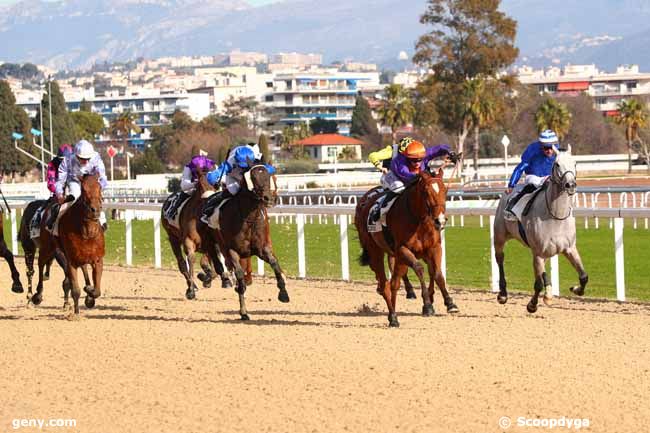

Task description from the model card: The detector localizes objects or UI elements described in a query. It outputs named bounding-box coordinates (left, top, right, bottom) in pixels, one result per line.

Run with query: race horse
left=201, top=164, right=289, bottom=320
left=162, top=171, right=231, bottom=300
left=33, top=174, right=105, bottom=316
left=493, top=148, right=588, bottom=313
left=18, top=199, right=59, bottom=299
left=355, top=167, right=459, bottom=327
left=0, top=207, right=23, bottom=294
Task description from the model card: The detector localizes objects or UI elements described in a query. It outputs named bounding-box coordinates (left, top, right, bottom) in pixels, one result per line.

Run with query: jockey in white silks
left=47, top=139, right=108, bottom=230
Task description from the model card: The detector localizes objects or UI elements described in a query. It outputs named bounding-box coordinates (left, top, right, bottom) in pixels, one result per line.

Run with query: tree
left=535, top=98, right=572, bottom=140
left=80, top=99, right=92, bottom=112
left=222, top=96, right=260, bottom=129
left=466, top=78, right=499, bottom=174
left=414, top=0, right=518, bottom=175
left=310, top=118, right=338, bottom=134
left=615, top=99, right=648, bottom=173
left=70, top=111, right=105, bottom=141
left=350, top=95, right=378, bottom=138
left=378, top=84, right=415, bottom=142
left=34, top=80, right=76, bottom=153
left=0, top=80, right=34, bottom=176
left=109, top=111, right=141, bottom=149
left=338, top=146, right=358, bottom=161
left=131, top=145, right=166, bottom=175
left=258, top=133, right=270, bottom=162
left=562, top=94, right=625, bottom=155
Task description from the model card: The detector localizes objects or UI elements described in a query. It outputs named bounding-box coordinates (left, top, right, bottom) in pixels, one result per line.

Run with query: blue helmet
left=234, top=146, right=255, bottom=169
left=539, top=130, right=559, bottom=147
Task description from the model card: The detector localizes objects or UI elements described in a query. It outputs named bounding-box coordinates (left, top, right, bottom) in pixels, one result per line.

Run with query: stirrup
left=503, top=210, right=517, bottom=222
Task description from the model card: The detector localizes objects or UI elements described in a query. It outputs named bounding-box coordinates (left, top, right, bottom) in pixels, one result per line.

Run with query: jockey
left=47, top=139, right=108, bottom=230
left=504, top=129, right=559, bottom=221
left=201, top=144, right=275, bottom=220
left=46, top=144, right=73, bottom=198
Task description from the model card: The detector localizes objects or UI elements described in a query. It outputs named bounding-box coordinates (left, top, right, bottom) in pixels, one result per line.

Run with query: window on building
left=327, top=147, right=338, bottom=160
left=266, top=81, right=273, bottom=88
left=285, top=80, right=292, bottom=89
left=547, top=84, right=557, bottom=92
left=265, top=95, right=273, bottom=102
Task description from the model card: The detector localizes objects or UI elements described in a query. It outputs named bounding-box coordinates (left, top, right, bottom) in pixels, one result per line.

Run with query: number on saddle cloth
left=163, top=192, right=191, bottom=227
left=29, top=203, right=48, bottom=239
left=367, top=190, right=398, bottom=233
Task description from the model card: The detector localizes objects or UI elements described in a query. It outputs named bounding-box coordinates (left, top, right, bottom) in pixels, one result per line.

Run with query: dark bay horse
left=355, top=168, right=459, bottom=327
left=0, top=207, right=23, bottom=293
left=201, top=164, right=289, bottom=320
left=35, top=174, right=105, bottom=316
left=162, top=171, right=231, bottom=300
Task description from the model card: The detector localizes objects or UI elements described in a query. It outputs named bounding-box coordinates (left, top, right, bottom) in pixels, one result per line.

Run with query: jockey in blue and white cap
left=504, top=129, right=559, bottom=219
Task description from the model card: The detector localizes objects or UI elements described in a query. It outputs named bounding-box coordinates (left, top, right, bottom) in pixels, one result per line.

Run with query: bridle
left=544, top=159, right=576, bottom=220
left=405, top=175, right=445, bottom=223
left=244, top=165, right=272, bottom=204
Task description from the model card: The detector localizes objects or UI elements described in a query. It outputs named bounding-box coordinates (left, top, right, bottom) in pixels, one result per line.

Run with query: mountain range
left=2, top=0, right=650, bottom=71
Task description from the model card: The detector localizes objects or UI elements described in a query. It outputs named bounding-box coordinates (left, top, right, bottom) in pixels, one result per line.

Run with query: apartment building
left=518, top=64, right=650, bottom=115
left=272, top=72, right=380, bottom=135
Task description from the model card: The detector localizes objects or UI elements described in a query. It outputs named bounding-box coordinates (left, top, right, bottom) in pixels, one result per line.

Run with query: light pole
left=31, top=128, right=45, bottom=181
left=126, top=151, right=134, bottom=180
left=501, top=135, right=510, bottom=187
left=48, top=76, right=54, bottom=156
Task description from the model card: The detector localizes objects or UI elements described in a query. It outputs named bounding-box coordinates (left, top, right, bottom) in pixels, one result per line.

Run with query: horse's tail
left=359, top=247, right=371, bottom=267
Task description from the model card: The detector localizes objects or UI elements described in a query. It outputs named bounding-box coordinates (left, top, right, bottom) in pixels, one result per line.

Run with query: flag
left=30, top=128, right=42, bottom=136
left=11, top=132, right=24, bottom=140
left=199, top=149, right=208, bottom=156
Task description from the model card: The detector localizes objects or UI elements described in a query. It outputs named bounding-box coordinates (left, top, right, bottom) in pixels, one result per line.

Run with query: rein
left=544, top=164, right=575, bottom=221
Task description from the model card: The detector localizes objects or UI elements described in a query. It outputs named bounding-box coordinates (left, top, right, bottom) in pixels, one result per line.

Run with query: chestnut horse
left=201, top=164, right=289, bottom=320
left=0, top=207, right=23, bottom=294
left=162, top=171, right=231, bottom=300
left=355, top=168, right=459, bottom=327
left=34, top=174, right=105, bottom=316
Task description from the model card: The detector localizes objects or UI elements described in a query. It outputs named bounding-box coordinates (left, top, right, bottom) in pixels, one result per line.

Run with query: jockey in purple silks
left=180, top=155, right=216, bottom=194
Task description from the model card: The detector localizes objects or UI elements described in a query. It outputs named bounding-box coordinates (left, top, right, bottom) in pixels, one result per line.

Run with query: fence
left=4, top=201, right=648, bottom=303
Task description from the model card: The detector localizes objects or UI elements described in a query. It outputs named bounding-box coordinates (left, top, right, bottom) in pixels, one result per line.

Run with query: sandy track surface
left=1, top=262, right=649, bottom=433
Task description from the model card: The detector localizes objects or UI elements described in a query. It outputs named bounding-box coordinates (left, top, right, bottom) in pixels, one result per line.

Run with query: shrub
left=277, top=159, right=319, bottom=174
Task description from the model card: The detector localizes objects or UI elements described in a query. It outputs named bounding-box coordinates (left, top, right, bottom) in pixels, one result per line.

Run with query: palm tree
left=378, top=84, right=415, bottom=143
left=615, top=99, right=648, bottom=173
left=109, top=111, right=141, bottom=150
left=466, top=78, right=498, bottom=175
left=534, top=98, right=572, bottom=140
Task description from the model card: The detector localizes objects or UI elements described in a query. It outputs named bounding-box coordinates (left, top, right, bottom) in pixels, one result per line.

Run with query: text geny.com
left=12, top=419, right=77, bottom=430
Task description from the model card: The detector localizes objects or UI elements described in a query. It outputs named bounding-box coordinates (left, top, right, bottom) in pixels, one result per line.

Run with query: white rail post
left=153, top=212, right=161, bottom=269
left=440, top=226, right=447, bottom=280
left=550, top=255, right=560, bottom=297
left=125, top=209, right=133, bottom=266
left=608, top=193, right=613, bottom=229
left=592, top=193, right=600, bottom=229
left=614, top=217, right=625, bottom=301
left=582, top=193, right=589, bottom=229
left=459, top=196, right=464, bottom=227
left=297, top=213, right=306, bottom=278
left=257, top=257, right=264, bottom=276
left=631, top=192, right=638, bottom=230
left=489, top=215, right=498, bottom=292
left=450, top=197, right=456, bottom=227
left=10, top=208, right=18, bottom=255
left=339, top=214, right=350, bottom=281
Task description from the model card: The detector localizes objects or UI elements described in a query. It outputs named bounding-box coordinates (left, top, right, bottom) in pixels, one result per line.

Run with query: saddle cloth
left=29, top=203, right=48, bottom=240
left=510, top=185, right=545, bottom=221
left=367, top=191, right=398, bottom=233
left=162, top=192, right=192, bottom=229
left=202, top=197, right=232, bottom=229
left=51, top=199, right=76, bottom=237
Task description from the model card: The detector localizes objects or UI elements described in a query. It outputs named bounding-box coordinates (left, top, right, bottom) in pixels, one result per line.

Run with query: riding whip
left=0, top=187, right=10, bottom=213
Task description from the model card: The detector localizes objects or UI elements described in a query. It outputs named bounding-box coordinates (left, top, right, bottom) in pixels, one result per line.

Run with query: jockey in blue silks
left=202, top=144, right=276, bottom=220
left=504, top=129, right=559, bottom=221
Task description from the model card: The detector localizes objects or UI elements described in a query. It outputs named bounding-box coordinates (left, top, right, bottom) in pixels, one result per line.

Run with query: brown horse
left=201, top=164, right=289, bottom=320
left=0, top=207, right=23, bottom=294
left=19, top=199, right=60, bottom=299
left=34, top=174, right=104, bottom=316
left=162, top=171, right=231, bottom=300
left=355, top=168, right=459, bottom=327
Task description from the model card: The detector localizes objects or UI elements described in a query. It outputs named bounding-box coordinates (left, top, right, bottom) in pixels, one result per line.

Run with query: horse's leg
left=66, top=263, right=81, bottom=316
left=32, top=246, right=53, bottom=306
left=81, top=264, right=93, bottom=297
left=541, top=270, right=553, bottom=306
left=395, top=246, right=432, bottom=317
left=168, top=237, right=194, bottom=300
left=259, top=245, right=289, bottom=303
left=183, top=240, right=200, bottom=300
left=44, top=259, right=52, bottom=281
left=243, top=257, right=253, bottom=286
left=563, top=246, right=589, bottom=297
left=387, top=261, right=409, bottom=327
left=426, top=247, right=459, bottom=314
left=53, top=248, right=71, bottom=310
left=24, top=247, right=36, bottom=299
left=494, top=239, right=508, bottom=305
left=208, top=246, right=232, bottom=289
left=0, top=240, right=23, bottom=294
left=228, top=249, right=249, bottom=320
left=387, top=255, right=416, bottom=299
left=197, top=254, right=214, bottom=288
left=84, top=259, right=103, bottom=309
left=527, top=255, right=545, bottom=313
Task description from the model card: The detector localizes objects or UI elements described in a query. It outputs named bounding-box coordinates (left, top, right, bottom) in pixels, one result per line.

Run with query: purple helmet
left=57, top=144, right=73, bottom=158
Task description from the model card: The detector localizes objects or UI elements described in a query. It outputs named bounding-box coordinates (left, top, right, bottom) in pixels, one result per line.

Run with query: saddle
left=29, top=202, right=49, bottom=240
left=367, top=190, right=399, bottom=233
left=201, top=193, right=232, bottom=229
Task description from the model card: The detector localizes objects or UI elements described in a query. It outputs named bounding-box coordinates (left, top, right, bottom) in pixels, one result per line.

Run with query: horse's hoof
left=497, top=294, right=508, bottom=304
left=278, top=291, right=290, bottom=303
left=62, top=302, right=71, bottom=311
left=446, top=303, right=460, bottom=314
left=185, top=289, right=196, bottom=300
left=84, top=296, right=96, bottom=309
left=405, top=290, right=417, bottom=299
left=202, top=280, right=212, bottom=289
left=83, top=285, right=94, bottom=297
left=422, top=304, right=434, bottom=317
left=527, top=302, right=538, bottom=313
left=543, top=293, right=553, bottom=306
left=222, top=278, right=232, bottom=289
left=388, top=318, right=400, bottom=328
left=11, top=282, right=24, bottom=294
left=197, top=272, right=207, bottom=282
left=241, top=314, right=250, bottom=321
left=570, top=286, right=584, bottom=296
left=31, top=293, right=42, bottom=306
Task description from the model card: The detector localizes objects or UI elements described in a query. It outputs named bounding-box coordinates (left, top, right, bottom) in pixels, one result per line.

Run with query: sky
left=0, top=0, right=278, bottom=6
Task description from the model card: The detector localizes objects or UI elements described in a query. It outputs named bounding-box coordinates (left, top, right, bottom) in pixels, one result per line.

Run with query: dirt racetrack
left=1, top=261, right=649, bottom=433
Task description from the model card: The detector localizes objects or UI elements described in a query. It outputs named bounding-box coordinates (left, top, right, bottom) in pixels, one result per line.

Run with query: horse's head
left=78, top=173, right=102, bottom=221
left=196, top=168, right=214, bottom=194
left=243, top=164, right=274, bottom=206
left=419, top=168, right=448, bottom=231
left=552, top=147, right=577, bottom=196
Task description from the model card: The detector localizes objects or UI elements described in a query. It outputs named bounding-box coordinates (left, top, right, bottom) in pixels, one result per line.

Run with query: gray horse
left=493, top=148, right=588, bottom=313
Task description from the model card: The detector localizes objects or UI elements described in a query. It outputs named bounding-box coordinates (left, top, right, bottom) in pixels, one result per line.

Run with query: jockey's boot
left=201, top=190, right=232, bottom=223
left=377, top=189, right=398, bottom=226
left=46, top=203, right=60, bottom=231
left=504, top=183, right=537, bottom=221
